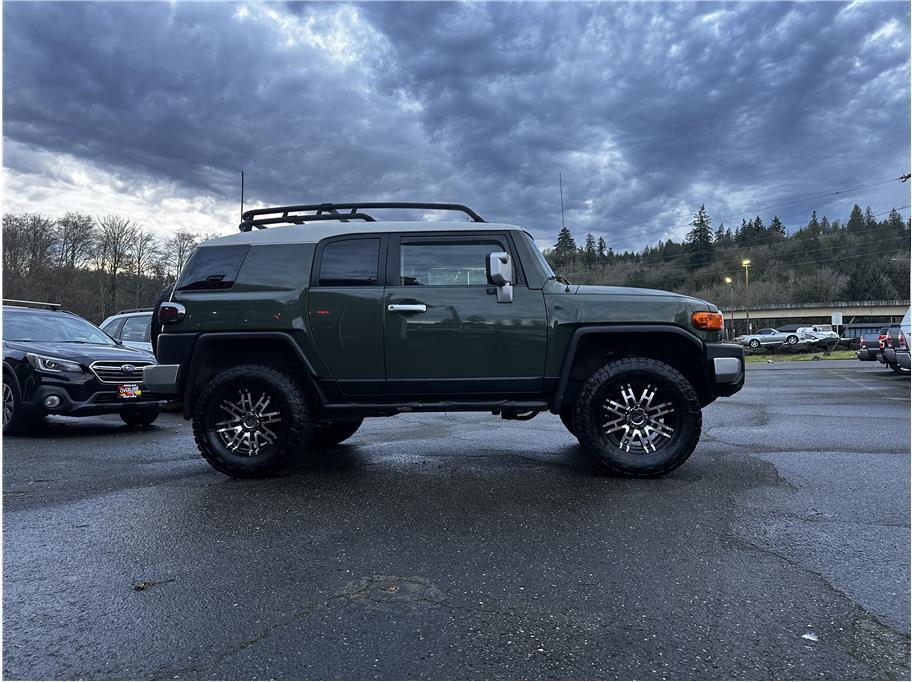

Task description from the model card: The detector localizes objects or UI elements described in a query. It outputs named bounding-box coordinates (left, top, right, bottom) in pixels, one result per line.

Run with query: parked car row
left=733, top=324, right=838, bottom=348
left=2, top=302, right=161, bottom=434
left=856, top=308, right=910, bottom=374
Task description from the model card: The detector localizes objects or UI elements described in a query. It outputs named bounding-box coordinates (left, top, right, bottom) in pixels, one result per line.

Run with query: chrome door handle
left=387, top=304, right=427, bottom=313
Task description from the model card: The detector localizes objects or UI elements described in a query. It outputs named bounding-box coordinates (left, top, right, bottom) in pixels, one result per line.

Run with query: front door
left=383, top=233, right=548, bottom=397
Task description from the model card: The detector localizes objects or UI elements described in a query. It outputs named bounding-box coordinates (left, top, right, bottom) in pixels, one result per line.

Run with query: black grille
left=90, top=361, right=151, bottom=384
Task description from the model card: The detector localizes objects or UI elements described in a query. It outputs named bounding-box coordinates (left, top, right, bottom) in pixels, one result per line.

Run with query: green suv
left=144, top=202, right=744, bottom=478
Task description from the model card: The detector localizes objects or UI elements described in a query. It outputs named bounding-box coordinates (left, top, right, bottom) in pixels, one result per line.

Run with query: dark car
left=856, top=327, right=888, bottom=363
left=2, top=303, right=163, bottom=434
left=145, top=201, right=744, bottom=479
left=881, top=310, right=911, bottom=375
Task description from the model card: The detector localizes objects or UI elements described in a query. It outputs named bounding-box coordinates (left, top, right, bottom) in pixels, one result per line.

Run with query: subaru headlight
left=26, top=353, right=83, bottom=373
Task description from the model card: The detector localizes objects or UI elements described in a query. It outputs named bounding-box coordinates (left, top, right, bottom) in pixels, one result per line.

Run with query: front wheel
left=311, top=418, right=363, bottom=447
left=192, top=365, right=313, bottom=477
left=2, top=377, right=36, bottom=435
left=120, top=405, right=160, bottom=427
left=749, top=339, right=760, bottom=348
left=787, top=335, right=798, bottom=345
left=572, top=357, right=702, bottom=477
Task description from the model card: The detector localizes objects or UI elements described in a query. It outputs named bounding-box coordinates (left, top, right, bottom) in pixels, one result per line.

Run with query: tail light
left=158, top=302, right=186, bottom=325
left=900, top=332, right=908, bottom=350
left=884, top=334, right=893, bottom=349
left=860, top=338, right=867, bottom=349
left=879, top=333, right=888, bottom=349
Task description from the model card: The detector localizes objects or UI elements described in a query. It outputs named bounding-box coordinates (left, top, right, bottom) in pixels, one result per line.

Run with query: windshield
left=520, top=232, right=556, bottom=279
left=3, top=311, right=116, bottom=345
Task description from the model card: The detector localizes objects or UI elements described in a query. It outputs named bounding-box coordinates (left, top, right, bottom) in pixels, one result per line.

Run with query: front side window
left=317, top=238, right=380, bottom=286
left=400, top=240, right=503, bottom=286
left=121, top=315, right=151, bottom=342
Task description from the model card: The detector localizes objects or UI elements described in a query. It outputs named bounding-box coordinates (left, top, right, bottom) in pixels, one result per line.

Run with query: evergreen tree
left=685, top=204, right=714, bottom=268
left=819, top=216, right=830, bottom=233
left=864, top=206, right=876, bottom=230
left=847, top=204, right=865, bottom=233
left=583, top=233, right=597, bottom=269
left=807, top=210, right=820, bottom=234
left=769, top=216, right=786, bottom=238
left=553, top=226, right=577, bottom=267
left=596, top=236, right=607, bottom=260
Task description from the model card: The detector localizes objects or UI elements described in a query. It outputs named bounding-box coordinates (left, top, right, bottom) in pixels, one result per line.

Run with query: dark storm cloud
left=3, top=1, right=910, bottom=246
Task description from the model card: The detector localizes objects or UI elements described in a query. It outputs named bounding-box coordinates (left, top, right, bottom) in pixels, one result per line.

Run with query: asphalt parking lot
left=3, top=360, right=910, bottom=680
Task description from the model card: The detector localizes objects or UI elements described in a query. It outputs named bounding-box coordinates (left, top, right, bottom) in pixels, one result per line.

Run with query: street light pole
left=742, top=259, right=752, bottom=334
left=724, top=276, right=734, bottom=339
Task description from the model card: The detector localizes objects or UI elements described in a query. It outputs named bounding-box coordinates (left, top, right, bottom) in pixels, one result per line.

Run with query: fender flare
left=181, top=331, right=324, bottom=418
left=552, top=324, right=705, bottom=413
left=2, top=361, right=22, bottom=394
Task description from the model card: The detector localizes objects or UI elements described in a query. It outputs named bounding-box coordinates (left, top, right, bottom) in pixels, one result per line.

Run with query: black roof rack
left=3, top=299, right=62, bottom=310
left=239, top=202, right=486, bottom=232
left=114, top=308, right=154, bottom=315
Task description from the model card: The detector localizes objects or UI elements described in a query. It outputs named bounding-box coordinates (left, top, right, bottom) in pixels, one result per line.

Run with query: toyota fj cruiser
left=144, top=202, right=744, bottom=478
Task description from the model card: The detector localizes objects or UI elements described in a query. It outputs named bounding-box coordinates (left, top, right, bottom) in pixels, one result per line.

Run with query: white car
left=99, top=309, right=154, bottom=353
left=797, top=325, right=839, bottom=341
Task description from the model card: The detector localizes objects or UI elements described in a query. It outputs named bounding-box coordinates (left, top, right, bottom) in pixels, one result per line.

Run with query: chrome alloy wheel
left=215, top=388, right=282, bottom=456
left=2, top=382, right=13, bottom=428
left=602, top=383, right=675, bottom=453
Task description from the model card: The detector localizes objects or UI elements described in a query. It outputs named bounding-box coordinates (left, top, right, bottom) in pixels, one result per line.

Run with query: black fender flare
left=181, top=331, right=325, bottom=418
left=552, top=324, right=705, bottom=413
left=2, top=361, right=22, bottom=394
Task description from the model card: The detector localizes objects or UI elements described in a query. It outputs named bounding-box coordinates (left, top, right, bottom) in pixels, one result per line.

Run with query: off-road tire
left=889, top=362, right=909, bottom=375
left=192, top=364, right=313, bottom=477
left=311, top=418, right=363, bottom=447
left=120, top=406, right=160, bottom=427
left=559, top=408, right=576, bottom=437
left=749, top=339, right=760, bottom=348
left=573, top=357, right=702, bottom=477
left=787, top=335, right=798, bottom=345
left=2, top=377, right=36, bottom=436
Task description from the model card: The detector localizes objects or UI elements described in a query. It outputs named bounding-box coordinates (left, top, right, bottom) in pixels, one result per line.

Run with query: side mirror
left=486, top=252, right=513, bottom=303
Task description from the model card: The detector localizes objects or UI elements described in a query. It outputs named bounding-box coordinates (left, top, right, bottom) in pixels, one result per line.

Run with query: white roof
left=202, top=221, right=524, bottom=247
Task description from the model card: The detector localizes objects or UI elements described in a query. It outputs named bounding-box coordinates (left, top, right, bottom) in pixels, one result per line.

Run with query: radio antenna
left=559, top=172, right=565, bottom=229
left=240, top=170, right=245, bottom=220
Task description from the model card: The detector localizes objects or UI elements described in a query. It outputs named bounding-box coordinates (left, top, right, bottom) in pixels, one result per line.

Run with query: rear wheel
left=787, top=335, right=798, bottom=345
left=572, top=357, right=702, bottom=477
left=311, top=418, right=363, bottom=447
left=192, top=365, right=313, bottom=477
left=120, top=405, right=160, bottom=427
left=889, top=362, right=909, bottom=375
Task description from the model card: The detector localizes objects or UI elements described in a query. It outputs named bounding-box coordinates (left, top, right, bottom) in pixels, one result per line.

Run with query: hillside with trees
left=545, top=203, right=911, bottom=309
left=2, top=213, right=212, bottom=323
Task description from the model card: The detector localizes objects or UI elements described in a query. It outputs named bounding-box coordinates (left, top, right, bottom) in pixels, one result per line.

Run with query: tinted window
left=176, top=245, right=249, bottom=291
left=400, top=240, right=503, bottom=286
left=121, top=315, right=151, bottom=342
left=318, top=239, right=380, bottom=286
left=100, top=319, right=122, bottom=336
left=235, top=244, right=313, bottom=291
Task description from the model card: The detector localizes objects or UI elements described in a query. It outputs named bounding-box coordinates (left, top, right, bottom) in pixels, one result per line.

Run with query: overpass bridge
left=723, top=300, right=909, bottom=334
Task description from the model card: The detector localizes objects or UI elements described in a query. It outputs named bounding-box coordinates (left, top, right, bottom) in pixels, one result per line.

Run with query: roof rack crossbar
left=3, top=299, right=62, bottom=310
left=238, top=202, right=485, bottom=231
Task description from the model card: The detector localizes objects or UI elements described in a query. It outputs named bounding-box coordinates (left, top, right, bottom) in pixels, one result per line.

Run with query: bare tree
left=161, top=229, right=199, bottom=279
left=97, top=215, right=136, bottom=315
left=129, top=228, right=158, bottom=306
left=55, top=213, right=97, bottom=269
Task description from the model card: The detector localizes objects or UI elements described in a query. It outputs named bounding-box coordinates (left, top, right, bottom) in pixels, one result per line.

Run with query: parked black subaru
left=2, top=302, right=162, bottom=434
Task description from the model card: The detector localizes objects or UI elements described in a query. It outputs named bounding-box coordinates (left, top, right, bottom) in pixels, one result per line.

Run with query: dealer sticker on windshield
left=118, top=384, right=142, bottom=399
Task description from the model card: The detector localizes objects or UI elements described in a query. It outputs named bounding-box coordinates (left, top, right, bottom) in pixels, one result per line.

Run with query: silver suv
left=99, top=309, right=153, bottom=353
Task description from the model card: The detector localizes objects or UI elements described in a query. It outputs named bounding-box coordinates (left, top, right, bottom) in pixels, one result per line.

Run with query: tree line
left=545, top=203, right=911, bottom=308
left=2, top=213, right=211, bottom=323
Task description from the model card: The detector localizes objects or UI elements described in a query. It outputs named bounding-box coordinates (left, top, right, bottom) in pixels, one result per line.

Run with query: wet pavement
left=3, top=360, right=910, bottom=679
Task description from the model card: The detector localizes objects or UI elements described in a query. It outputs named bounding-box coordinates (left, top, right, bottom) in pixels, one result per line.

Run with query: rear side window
left=317, top=238, right=381, bottom=286
left=176, top=245, right=249, bottom=291
left=234, top=244, right=313, bottom=291
left=121, top=315, right=151, bottom=342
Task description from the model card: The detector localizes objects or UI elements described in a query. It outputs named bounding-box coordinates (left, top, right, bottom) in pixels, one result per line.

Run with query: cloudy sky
left=3, top=1, right=910, bottom=250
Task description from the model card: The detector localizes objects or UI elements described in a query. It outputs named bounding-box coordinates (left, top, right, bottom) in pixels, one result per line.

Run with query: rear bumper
left=705, top=342, right=745, bottom=399
left=897, top=351, right=911, bottom=370
left=883, top=348, right=898, bottom=364
left=856, top=348, right=882, bottom=362
left=143, top=364, right=181, bottom=396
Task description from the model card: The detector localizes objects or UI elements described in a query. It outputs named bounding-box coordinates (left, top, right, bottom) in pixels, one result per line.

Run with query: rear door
left=308, top=235, right=387, bottom=396
left=382, top=232, right=548, bottom=397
